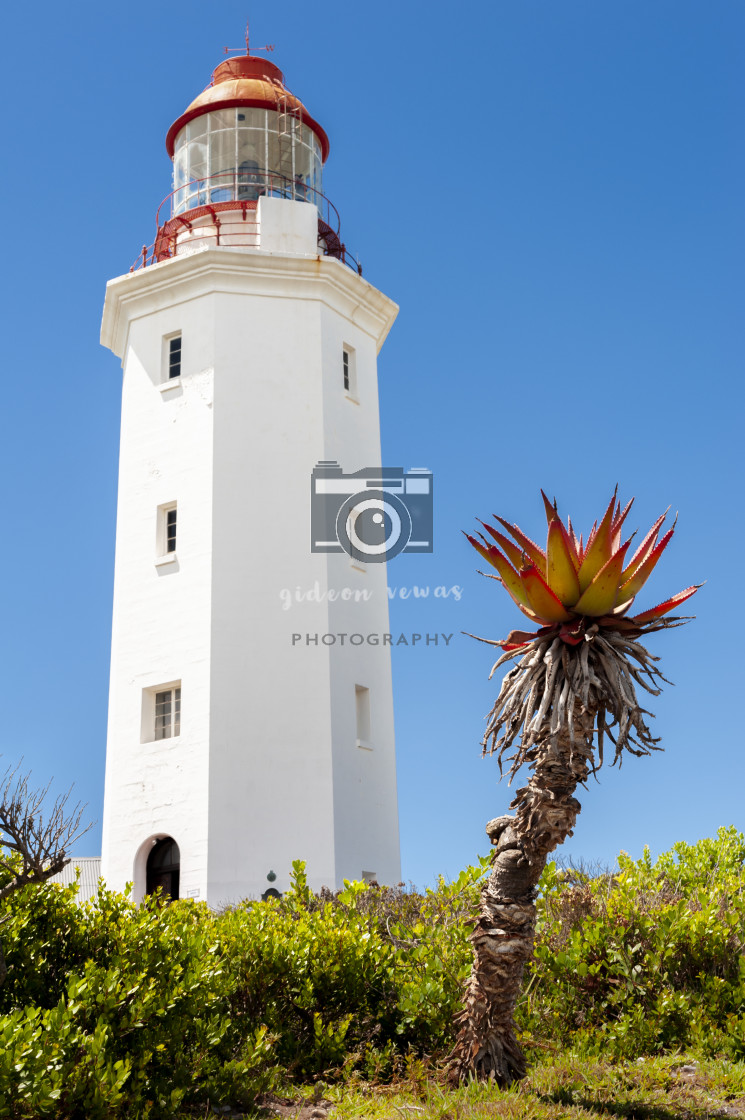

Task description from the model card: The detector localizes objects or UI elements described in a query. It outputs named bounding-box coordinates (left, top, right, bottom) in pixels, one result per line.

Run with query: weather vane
left=224, top=20, right=275, bottom=57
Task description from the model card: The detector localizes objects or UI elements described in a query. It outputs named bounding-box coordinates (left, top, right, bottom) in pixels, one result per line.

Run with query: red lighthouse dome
left=166, top=55, right=329, bottom=161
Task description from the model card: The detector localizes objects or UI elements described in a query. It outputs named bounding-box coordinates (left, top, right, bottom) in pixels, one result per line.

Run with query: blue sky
left=1, top=1, right=742, bottom=887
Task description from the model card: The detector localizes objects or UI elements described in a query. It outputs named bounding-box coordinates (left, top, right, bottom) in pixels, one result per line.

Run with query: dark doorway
left=146, top=837, right=180, bottom=900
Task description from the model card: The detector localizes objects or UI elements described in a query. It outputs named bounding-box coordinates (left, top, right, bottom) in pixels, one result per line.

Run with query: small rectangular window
left=142, top=680, right=181, bottom=743
left=342, top=345, right=357, bottom=399
left=168, top=336, right=182, bottom=379
left=355, top=684, right=371, bottom=748
left=156, top=502, right=178, bottom=562
left=166, top=508, right=177, bottom=553
left=154, top=687, right=181, bottom=740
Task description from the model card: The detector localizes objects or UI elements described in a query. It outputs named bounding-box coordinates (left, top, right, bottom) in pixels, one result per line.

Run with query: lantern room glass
left=172, top=107, right=323, bottom=215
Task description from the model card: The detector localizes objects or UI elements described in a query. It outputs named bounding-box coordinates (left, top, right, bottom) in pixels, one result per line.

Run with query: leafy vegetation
left=0, top=830, right=743, bottom=1117
left=522, top=827, right=745, bottom=1061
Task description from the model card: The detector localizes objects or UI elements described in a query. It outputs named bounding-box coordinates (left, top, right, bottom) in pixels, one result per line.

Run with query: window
left=342, top=345, right=357, bottom=399
left=355, top=684, right=371, bottom=748
left=156, top=502, right=177, bottom=562
left=172, top=108, right=323, bottom=216
left=166, top=508, right=177, bottom=553
left=168, top=335, right=182, bottom=379
left=154, top=687, right=181, bottom=740
left=141, top=681, right=181, bottom=743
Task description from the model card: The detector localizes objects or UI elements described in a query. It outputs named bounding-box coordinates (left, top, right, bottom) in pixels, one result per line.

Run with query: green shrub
left=520, top=826, right=745, bottom=1060
left=217, top=859, right=485, bottom=1076
left=0, top=878, right=90, bottom=1014
left=0, top=884, right=241, bottom=1118
left=0, top=831, right=743, bottom=1116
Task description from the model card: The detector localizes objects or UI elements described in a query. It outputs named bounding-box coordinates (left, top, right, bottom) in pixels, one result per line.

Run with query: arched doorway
left=146, top=837, right=180, bottom=900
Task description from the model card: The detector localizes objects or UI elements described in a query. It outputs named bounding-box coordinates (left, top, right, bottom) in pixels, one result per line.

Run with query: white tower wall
left=101, top=200, right=400, bottom=905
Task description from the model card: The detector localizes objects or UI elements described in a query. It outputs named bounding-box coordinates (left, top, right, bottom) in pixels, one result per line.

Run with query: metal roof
left=48, top=858, right=101, bottom=903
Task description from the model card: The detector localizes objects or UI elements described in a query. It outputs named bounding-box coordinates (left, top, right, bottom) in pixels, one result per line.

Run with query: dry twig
left=478, top=618, right=689, bottom=780
left=0, top=762, right=91, bottom=903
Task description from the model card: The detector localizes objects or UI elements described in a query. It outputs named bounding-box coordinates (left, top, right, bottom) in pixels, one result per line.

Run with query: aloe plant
left=449, top=490, right=701, bottom=1086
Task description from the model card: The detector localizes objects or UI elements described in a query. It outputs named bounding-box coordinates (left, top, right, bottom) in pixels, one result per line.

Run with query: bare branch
left=0, top=761, right=91, bottom=903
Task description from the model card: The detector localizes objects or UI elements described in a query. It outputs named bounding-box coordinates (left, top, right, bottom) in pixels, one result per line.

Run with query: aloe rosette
left=466, top=488, right=700, bottom=652
left=462, top=489, right=702, bottom=766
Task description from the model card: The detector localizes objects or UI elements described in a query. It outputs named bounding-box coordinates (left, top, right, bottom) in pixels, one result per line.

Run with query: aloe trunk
left=449, top=704, right=595, bottom=1086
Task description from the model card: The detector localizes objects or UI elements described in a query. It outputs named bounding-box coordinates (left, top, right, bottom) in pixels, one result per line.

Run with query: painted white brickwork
left=100, top=198, right=401, bottom=905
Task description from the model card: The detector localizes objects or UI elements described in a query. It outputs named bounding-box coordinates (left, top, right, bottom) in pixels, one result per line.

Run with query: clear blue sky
left=1, top=1, right=742, bottom=887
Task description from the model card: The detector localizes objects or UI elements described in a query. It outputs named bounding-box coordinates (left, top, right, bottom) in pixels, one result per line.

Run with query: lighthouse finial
left=223, top=18, right=275, bottom=57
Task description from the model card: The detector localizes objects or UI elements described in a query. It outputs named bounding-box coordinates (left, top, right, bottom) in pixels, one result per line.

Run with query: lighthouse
left=100, top=47, right=401, bottom=906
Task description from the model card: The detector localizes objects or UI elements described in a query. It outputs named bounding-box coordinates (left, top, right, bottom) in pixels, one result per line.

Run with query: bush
left=0, top=832, right=743, bottom=1116
left=0, top=884, right=235, bottom=1118
left=520, top=826, right=745, bottom=1060
left=0, top=859, right=482, bottom=1116
left=216, top=859, right=485, bottom=1078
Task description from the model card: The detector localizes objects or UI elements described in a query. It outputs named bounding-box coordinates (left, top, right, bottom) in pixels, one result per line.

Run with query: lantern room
left=136, top=52, right=357, bottom=272
left=166, top=55, right=329, bottom=215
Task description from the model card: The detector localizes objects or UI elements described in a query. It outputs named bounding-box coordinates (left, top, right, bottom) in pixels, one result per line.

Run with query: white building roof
left=48, top=857, right=101, bottom=903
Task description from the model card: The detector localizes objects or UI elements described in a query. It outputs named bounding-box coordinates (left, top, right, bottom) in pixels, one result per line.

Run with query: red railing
left=130, top=171, right=362, bottom=275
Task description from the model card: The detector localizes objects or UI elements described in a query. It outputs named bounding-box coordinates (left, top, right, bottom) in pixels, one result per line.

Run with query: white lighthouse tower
left=100, top=47, right=401, bottom=906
